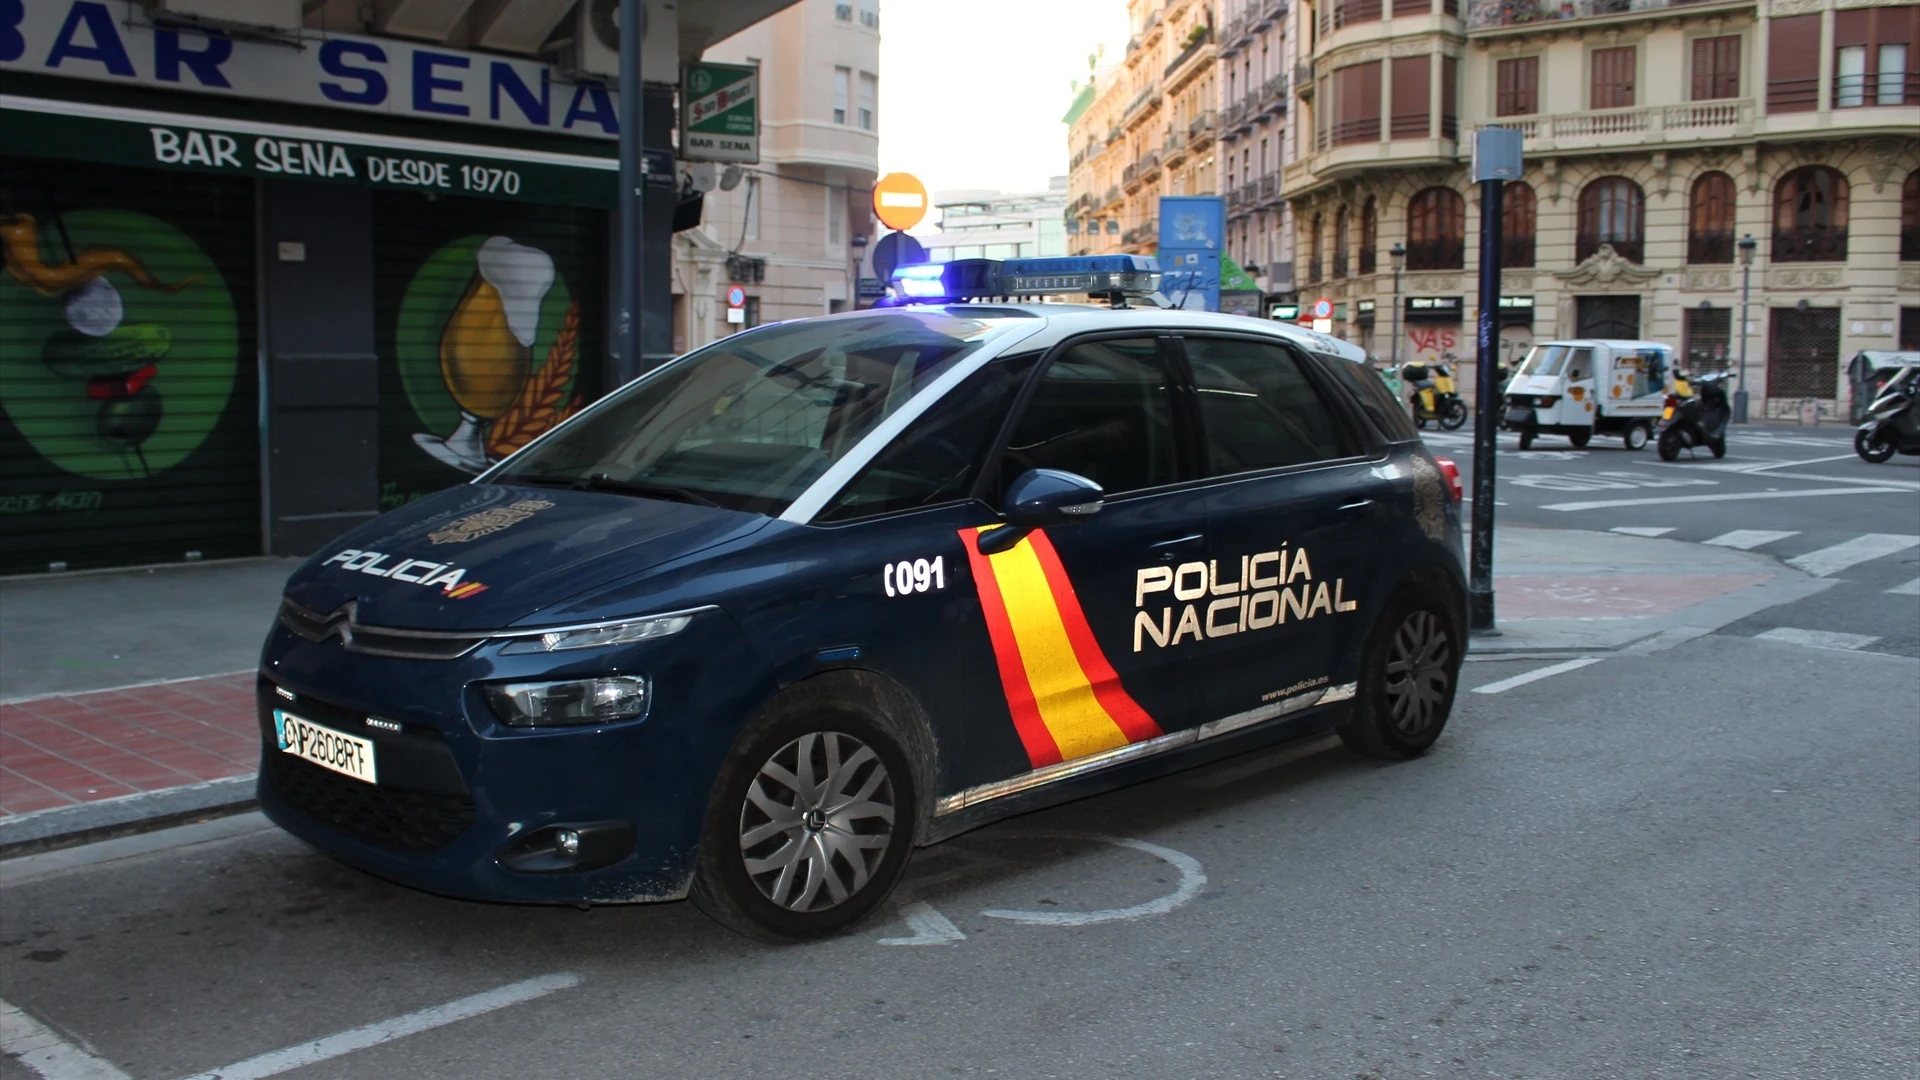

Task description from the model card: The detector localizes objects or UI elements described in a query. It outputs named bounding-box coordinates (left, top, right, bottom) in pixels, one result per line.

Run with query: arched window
left=1360, top=197, right=1379, bottom=274
left=1334, top=205, right=1351, bottom=277
left=1309, top=213, right=1324, bottom=284
left=1577, top=177, right=1646, bottom=263
left=1688, top=172, right=1736, bottom=264
left=1773, top=166, right=1849, bottom=262
left=1900, top=170, right=1919, bottom=262
left=1501, top=182, right=1536, bottom=269
left=1406, top=187, right=1465, bottom=270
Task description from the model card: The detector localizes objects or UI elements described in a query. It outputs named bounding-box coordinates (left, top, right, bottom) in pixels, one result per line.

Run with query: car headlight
left=483, top=675, right=649, bottom=727
left=499, top=613, right=695, bottom=655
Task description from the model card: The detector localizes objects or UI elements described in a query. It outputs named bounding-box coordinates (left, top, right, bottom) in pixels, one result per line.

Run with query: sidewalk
left=0, top=527, right=1824, bottom=853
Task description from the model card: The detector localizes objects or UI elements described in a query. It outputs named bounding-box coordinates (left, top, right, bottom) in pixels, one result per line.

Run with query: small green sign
left=682, top=62, right=760, bottom=164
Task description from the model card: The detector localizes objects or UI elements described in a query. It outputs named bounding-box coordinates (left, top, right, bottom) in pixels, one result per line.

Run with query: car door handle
left=1150, top=533, right=1205, bottom=561
left=1338, top=499, right=1376, bottom=516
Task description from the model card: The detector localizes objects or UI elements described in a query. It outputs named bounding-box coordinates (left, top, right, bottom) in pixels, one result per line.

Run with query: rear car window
left=1183, top=337, right=1356, bottom=473
left=1315, top=356, right=1420, bottom=443
left=998, top=338, right=1179, bottom=497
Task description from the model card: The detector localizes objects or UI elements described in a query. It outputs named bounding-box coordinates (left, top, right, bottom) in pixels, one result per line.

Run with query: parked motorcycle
left=1402, top=362, right=1469, bottom=431
left=1654, top=371, right=1732, bottom=461
left=1854, top=363, right=1920, bottom=464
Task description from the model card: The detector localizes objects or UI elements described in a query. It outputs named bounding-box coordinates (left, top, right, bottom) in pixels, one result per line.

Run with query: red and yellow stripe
left=961, top=527, right=1162, bottom=769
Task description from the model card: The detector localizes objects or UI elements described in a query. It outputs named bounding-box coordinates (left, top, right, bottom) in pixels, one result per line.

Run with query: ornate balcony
left=1773, top=227, right=1847, bottom=264
left=1474, top=99, right=1752, bottom=153
left=1256, top=75, right=1289, bottom=118
left=1188, top=110, right=1217, bottom=144
left=1466, top=0, right=1755, bottom=34
left=1164, top=25, right=1214, bottom=84
left=1294, top=60, right=1315, bottom=99
left=1255, top=0, right=1289, bottom=29
left=1258, top=174, right=1282, bottom=205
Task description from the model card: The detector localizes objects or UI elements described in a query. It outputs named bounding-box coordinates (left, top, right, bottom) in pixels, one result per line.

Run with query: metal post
left=1390, top=265, right=1402, bottom=370
left=1732, top=233, right=1755, bottom=424
left=614, top=0, right=644, bottom=388
left=1469, top=177, right=1504, bottom=633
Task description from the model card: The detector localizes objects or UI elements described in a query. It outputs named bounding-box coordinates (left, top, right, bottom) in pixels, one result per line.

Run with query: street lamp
left=1388, top=242, right=1406, bottom=373
left=1733, top=233, right=1756, bottom=424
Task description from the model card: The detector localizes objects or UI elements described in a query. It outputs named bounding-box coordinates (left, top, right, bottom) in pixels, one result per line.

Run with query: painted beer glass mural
left=376, top=194, right=604, bottom=508
left=0, top=161, right=258, bottom=573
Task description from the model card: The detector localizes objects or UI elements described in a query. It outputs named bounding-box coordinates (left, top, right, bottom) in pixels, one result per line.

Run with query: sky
left=876, top=0, right=1129, bottom=203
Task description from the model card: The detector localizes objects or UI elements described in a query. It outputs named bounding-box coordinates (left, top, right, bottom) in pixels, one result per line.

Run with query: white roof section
left=1535, top=339, right=1673, bottom=351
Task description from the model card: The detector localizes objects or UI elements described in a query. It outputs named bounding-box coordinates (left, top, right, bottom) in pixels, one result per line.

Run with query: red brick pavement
left=0, top=673, right=258, bottom=819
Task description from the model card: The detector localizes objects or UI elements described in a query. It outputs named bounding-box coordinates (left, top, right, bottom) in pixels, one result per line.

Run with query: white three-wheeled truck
left=1501, top=339, right=1677, bottom=450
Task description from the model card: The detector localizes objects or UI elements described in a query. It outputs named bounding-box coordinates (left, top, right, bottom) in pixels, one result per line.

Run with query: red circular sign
left=727, top=286, right=746, bottom=308
left=1312, top=298, right=1333, bottom=319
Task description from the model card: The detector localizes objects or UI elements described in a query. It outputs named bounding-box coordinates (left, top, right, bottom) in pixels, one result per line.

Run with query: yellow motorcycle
left=1402, top=362, right=1470, bottom=431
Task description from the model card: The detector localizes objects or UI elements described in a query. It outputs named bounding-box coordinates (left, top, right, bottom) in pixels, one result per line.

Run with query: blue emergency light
left=886, top=255, right=1162, bottom=305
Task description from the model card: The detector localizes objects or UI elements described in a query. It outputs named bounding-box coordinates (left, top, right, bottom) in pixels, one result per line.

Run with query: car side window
left=1183, top=338, right=1354, bottom=476
left=1318, top=357, right=1419, bottom=443
left=998, top=338, right=1178, bottom=498
left=819, top=355, right=1037, bottom=522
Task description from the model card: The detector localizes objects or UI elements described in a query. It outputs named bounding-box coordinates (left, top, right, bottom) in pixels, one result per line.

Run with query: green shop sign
left=681, top=62, right=759, bottom=164
left=2, top=100, right=616, bottom=209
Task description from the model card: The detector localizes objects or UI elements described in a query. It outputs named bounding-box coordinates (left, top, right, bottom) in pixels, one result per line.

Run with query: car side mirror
left=977, top=469, right=1105, bottom=555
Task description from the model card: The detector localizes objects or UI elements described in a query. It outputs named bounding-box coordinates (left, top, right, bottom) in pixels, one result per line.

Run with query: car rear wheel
left=1338, top=590, right=1461, bottom=760
left=691, top=705, right=918, bottom=942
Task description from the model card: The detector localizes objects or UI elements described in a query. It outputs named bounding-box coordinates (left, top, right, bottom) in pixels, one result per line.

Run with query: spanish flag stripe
left=961, top=529, right=1064, bottom=768
left=985, top=539, right=1131, bottom=761
left=1024, top=529, right=1163, bottom=744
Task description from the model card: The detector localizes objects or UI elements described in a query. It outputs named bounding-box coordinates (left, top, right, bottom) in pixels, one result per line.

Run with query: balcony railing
left=1904, top=226, right=1920, bottom=262
left=1688, top=230, right=1733, bottom=265
left=1406, top=239, right=1465, bottom=271
left=1294, top=60, right=1315, bottom=98
left=1188, top=110, right=1216, bottom=141
left=1259, top=174, right=1281, bottom=203
left=1256, top=75, right=1290, bottom=116
left=1334, top=250, right=1350, bottom=278
left=1255, top=0, right=1289, bottom=28
left=1359, top=246, right=1377, bottom=274
left=1163, top=25, right=1213, bottom=80
left=1773, top=227, right=1847, bottom=263
left=1467, top=0, right=1740, bottom=32
left=1321, top=0, right=1383, bottom=35
left=1332, top=116, right=1380, bottom=145
left=1103, top=185, right=1122, bottom=206
left=1476, top=100, right=1750, bottom=148
left=1502, top=234, right=1535, bottom=268
left=1139, top=152, right=1162, bottom=176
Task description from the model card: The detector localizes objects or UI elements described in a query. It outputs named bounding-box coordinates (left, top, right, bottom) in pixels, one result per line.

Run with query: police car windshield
left=489, top=311, right=1028, bottom=515
left=1516, top=345, right=1570, bottom=378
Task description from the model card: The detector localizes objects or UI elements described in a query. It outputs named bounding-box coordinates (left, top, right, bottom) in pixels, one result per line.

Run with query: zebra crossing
left=1607, top=526, right=1920, bottom=593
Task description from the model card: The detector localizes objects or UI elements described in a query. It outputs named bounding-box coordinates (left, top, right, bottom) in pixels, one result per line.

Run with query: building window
left=1902, top=170, right=1920, bottom=262
left=1773, top=166, right=1849, bottom=263
left=1334, top=205, right=1351, bottom=277
left=1502, top=182, right=1536, bottom=269
left=834, top=2, right=851, bottom=21
left=1497, top=56, right=1539, bottom=117
left=1691, top=36, right=1741, bottom=100
left=1333, top=61, right=1383, bottom=146
left=1590, top=46, right=1637, bottom=109
left=859, top=0, right=879, bottom=30
left=1688, top=172, right=1736, bottom=264
left=1309, top=213, right=1324, bottom=284
left=833, top=67, right=850, bottom=124
left=1360, top=196, right=1378, bottom=275
left=1577, top=177, right=1645, bottom=264
left=1834, top=6, right=1915, bottom=107
left=1406, top=187, right=1465, bottom=270
left=1684, top=308, right=1733, bottom=374
left=1767, top=14, right=1821, bottom=114
left=858, top=72, right=877, bottom=131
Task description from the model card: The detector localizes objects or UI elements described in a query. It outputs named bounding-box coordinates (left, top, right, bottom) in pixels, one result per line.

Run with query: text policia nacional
left=1133, top=544, right=1357, bottom=653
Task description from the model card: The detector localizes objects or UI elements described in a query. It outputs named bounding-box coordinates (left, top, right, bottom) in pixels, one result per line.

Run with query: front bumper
left=256, top=614, right=774, bottom=904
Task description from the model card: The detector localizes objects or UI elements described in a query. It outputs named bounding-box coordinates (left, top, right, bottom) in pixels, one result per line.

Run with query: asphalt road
left=3, top=630, right=1916, bottom=1079
left=1426, top=421, right=1920, bottom=658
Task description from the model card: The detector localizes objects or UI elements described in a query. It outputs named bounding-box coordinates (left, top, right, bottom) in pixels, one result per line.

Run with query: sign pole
left=615, top=0, right=643, bottom=388
left=1468, top=127, right=1522, bottom=634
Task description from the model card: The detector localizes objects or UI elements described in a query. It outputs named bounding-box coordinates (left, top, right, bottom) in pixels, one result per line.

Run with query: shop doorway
left=1767, top=307, right=1841, bottom=405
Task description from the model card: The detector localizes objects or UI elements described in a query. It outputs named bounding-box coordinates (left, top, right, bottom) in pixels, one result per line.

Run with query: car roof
left=836, top=302, right=1370, bottom=365
left=1535, top=339, right=1672, bottom=351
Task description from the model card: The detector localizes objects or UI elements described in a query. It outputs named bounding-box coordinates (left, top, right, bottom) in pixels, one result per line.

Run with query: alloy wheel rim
left=738, top=731, right=896, bottom=912
left=1382, top=610, right=1451, bottom=736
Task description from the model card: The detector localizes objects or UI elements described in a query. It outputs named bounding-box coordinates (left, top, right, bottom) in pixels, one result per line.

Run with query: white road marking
left=1738, top=453, right=1866, bottom=473
left=878, top=901, right=967, bottom=946
left=1760, top=471, right=1920, bottom=491
left=1541, top=487, right=1910, bottom=511
left=1702, top=529, right=1800, bottom=550
left=0, top=998, right=132, bottom=1080
left=1609, top=526, right=1675, bottom=537
left=1470, top=657, right=1604, bottom=695
left=1784, top=534, right=1920, bottom=578
left=979, top=834, right=1206, bottom=928
left=174, top=973, right=581, bottom=1080
left=1754, top=627, right=1882, bottom=652
left=1887, top=577, right=1920, bottom=596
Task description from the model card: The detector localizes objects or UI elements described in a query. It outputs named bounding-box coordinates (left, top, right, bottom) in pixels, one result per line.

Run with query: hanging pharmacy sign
left=681, top=62, right=759, bottom=164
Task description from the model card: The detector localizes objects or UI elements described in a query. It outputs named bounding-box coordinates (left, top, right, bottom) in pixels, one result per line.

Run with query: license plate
left=274, top=710, right=377, bottom=785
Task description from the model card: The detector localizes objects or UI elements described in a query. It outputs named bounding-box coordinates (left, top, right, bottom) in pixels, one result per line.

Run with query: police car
left=259, top=255, right=1468, bottom=941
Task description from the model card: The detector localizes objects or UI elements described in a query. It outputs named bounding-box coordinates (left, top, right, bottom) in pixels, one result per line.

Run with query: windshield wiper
left=507, top=473, right=721, bottom=508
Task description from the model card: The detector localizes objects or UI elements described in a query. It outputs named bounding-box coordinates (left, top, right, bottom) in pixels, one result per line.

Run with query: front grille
left=278, top=598, right=486, bottom=660
left=264, top=753, right=476, bottom=853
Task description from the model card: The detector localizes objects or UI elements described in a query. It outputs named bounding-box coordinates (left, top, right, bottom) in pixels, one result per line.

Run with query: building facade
left=671, top=0, right=880, bottom=351
left=1285, top=0, right=1919, bottom=413
left=920, top=179, right=1071, bottom=264
left=1219, top=0, right=1299, bottom=298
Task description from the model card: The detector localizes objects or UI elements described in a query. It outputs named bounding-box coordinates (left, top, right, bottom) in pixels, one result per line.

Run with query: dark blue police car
left=259, top=255, right=1468, bottom=941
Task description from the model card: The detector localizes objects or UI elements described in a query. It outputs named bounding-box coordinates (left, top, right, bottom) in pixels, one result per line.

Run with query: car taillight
left=1664, top=395, right=1679, bottom=409
left=1434, top=457, right=1464, bottom=503
left=1537, top=396, right=1560, bottom=408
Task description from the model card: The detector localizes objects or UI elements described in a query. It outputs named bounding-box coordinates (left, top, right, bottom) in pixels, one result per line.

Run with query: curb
left=0, top=775, right=258, bottom=860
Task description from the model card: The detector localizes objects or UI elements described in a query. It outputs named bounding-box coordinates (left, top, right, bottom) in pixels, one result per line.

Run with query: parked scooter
left=1402, top=362, right=1469, bottom=430
left=1854, top=363, right=1920, bottom=464
left=1655, top=371, right=1732, bottom=461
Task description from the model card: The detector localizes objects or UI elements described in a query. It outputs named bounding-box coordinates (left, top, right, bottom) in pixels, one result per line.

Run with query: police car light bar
left=887, top=255, right=1161, bottom=304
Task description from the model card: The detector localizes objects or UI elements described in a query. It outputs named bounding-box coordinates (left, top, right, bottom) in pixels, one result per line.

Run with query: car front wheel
left=1338, top=590, right=1461, bottom=760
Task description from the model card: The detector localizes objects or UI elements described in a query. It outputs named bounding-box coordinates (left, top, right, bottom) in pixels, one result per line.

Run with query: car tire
left=1624, top=421, right=1651, bottom=451
left=690, top=697, right=919, bottom=942
left=1568, top=430, right=1591, bottom=448
left=1709, top=436, right=1727, bottom=459
left=1657, top=429, right=1683, bottom=461
left=1856, top=428, right=1897, bottom=464
left=1517, top=430, right=1535, bottom=451
left=1440, top=400, right=1469, bottom=431
left=1337, top=588, right=1462, bottom=761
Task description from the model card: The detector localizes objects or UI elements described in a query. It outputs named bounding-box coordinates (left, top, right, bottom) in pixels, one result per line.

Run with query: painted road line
left=1470, top=657, right=1604, bottom=695
left=1754, top=628, right=1882, bottom=652
left=175, top=973, right=581, bottom=1080
left=879, top=901, right=968, bottom=946
left=1540, top=487, right=1909, bottom=512
left=1888, top=577, right=1920, bottom=596
left=1761, top=471, right=1920, bottom=491
left=979, top=834, right=1206, bottom=927
left=1783, top=534, right=1920, bottom=578
left=0, top=997, right=133, bottom=1080
left=1609, top=526, right=1675, bottom=537
left=1703, top=529, right=1800, bottom=550
left=1738, top=453, right=1865, bottom=473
